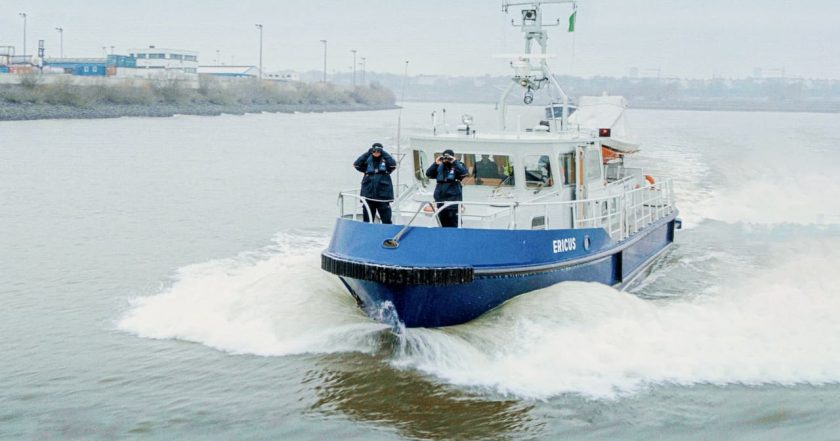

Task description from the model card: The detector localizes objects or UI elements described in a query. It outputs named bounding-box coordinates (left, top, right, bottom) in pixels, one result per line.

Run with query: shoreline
left=0, top=102, right=399, bottom=122
left=4, top=98, right=837, bottom=122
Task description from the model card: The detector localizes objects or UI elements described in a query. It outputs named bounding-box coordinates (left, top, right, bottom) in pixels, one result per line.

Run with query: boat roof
left=410, top=130, right=639, bottom=153
left=411, top=130, right=594, bottom=143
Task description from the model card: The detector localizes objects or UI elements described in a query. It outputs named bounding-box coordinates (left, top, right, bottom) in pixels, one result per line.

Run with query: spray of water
left=118, top=233, right=389, bottom=356
left=120, top=227, right=840, bottom=400
left=395, top=238, right=840, bottom=399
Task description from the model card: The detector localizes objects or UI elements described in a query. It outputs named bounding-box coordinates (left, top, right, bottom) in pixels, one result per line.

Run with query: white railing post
left=544, top=204, right=549, bottom=229
left=509, top=205, right=516, bottom=230
left=621, top=194, right=627, bottom=240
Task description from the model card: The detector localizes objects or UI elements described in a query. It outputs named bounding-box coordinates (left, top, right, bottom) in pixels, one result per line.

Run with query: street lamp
left=320, top=39, right=327, bottom=83
left=101, top=46, right=107, bottom=57
left=351, top=49, right=357, bottom=87
left=255, top=24, right=263, bottom=80
left=18, top=13, right=27, bottom=57
left=361, top=57, right=366, bottom=86
left=55, top=27, right=63, bottom=58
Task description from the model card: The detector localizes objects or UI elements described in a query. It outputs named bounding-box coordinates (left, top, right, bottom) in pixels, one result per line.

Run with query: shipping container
left=41, top=66, right=66, bottom=74
left=9, top=65, right=34, bottom=74
left=0, top=66, right=9, bottom=73
left=106, top=55, right=137, bottom=68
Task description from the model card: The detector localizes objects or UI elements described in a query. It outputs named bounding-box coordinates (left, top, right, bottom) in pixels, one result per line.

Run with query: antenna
left=498, top=0, right=576, bottom=131
left=395, top=60, right=409, bottom=201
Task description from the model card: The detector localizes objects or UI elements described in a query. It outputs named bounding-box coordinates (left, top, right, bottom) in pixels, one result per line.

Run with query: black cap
left=442, top=149, right=455, bottom=156
left=371, top=142, right=383, bottom=152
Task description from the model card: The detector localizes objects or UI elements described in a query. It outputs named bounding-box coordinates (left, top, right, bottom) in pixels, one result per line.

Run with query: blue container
left=106, top=55, right=137, bottom=68
left=0, top=66, right=9, bottom=73
left=73, top=64, right=106, bottom=76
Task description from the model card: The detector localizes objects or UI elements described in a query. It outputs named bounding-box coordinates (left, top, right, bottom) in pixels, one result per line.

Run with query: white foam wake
left=395, top=238, right=840, bottom=399
left=118, top=233, right=388, bottom=356
left=120, top=230, right=840, bottom=401
left=700, top=173, right=840, bottom=226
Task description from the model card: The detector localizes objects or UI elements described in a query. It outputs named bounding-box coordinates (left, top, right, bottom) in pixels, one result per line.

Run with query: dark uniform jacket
left=354, top=151, right=397, bottom=201
left=425, top=160, right=469, bottom=202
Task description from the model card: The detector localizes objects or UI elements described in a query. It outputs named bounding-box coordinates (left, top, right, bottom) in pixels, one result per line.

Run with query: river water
left=2, top=103, right=840, bottom=440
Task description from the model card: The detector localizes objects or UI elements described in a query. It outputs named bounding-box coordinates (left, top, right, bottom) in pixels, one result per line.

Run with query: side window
left=559, top=152, right=575, bottom=186
left=413, top=150, right=429, bottom=185
left=430, top=152, right=514, bottom=187
left=524, top=155, right=553, bottom=188
left=464, top=154, right=514, bottom=187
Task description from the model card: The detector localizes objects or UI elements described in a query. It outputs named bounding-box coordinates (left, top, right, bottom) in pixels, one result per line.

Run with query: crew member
left=353, top=143, right=397, bottom=223
left=425, top=149, right=468, bottom=227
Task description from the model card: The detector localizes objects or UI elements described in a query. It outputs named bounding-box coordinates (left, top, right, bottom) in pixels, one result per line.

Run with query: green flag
left=568, top=10, right=577, bottom=32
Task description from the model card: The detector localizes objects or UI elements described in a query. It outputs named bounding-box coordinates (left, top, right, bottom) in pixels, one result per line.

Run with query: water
left=2, top=104, right=840, bottom=440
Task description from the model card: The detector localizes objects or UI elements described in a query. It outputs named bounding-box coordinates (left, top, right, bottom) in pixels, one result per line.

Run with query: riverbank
left=0, top=101, right=398, bottom=121
left=0, top=77, right=397, bottom=121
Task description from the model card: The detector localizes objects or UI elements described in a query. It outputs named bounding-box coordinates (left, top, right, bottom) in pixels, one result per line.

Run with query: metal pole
left=110, top=45, right=114, bottom=55
left=320, top=40, right=327, bottom=82
left=19, top=13, right=27, bottom=57
left=395, top=60, right=409, bottom=200
left=255, top=24, right=263, bottom=79
left=361, top=57, right=366, bottom=85
left=351, top=49, right=357, bottom=87
left=55, top=27, right=63, bottom=58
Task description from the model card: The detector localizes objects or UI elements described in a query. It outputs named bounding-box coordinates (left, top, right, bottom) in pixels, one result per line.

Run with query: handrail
left=338, top=177, right=676, bottom=240
left=383, top=201, right=433, bottom=248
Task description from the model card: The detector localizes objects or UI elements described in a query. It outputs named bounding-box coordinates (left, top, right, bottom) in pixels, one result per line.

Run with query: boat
left=321, top=0, right=680, bottom=328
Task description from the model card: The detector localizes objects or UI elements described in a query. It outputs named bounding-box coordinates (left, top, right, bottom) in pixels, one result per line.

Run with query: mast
left=499, top=0, right=575, bottom=131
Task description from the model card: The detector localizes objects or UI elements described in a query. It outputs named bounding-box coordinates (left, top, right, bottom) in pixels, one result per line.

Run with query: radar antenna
left=499, top=0, right=576, bottom=131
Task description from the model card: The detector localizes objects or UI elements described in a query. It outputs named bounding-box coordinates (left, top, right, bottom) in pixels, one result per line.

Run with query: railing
left=563, top=179, right=676, bottom=241
left=338, top=178, right=676, bottom=242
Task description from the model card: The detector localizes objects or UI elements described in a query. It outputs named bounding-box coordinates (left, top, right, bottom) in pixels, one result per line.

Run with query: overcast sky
left=1, top=0, right=838, bottom=79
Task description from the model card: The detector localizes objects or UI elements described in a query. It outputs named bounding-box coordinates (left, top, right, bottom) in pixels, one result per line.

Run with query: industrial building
left=197, top=66, right=300, bottom=82
left=128, top=47, right=199, bottom=75
left=197, top=65, right=259, bottom=78
left=264, top=70, right=300, bottom=82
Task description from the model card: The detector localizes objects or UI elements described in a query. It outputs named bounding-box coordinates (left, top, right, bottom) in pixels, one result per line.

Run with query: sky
left=1, top=0, right=838, bottom=79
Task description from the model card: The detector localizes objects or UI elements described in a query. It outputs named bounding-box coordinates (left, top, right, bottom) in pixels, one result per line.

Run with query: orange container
left=9, top=65, right=34, bottom=74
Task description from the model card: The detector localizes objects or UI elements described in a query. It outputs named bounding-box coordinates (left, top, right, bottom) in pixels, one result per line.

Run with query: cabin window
left=434, top=153, right=514, bottom=187
left=560, top=152, right=575, bottom=186
left=523, top=155, right=553, bottom=188
left=584, top=147, right=602, bottom=182
left=413, top=150, right=429, bottom=185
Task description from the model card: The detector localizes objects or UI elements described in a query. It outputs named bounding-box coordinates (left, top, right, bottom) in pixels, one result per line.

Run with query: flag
left=568, top=10, right=577, bottom=32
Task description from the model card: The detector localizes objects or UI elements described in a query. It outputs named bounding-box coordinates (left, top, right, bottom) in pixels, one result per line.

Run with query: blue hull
left=323, top=214, right=677, bottom=328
